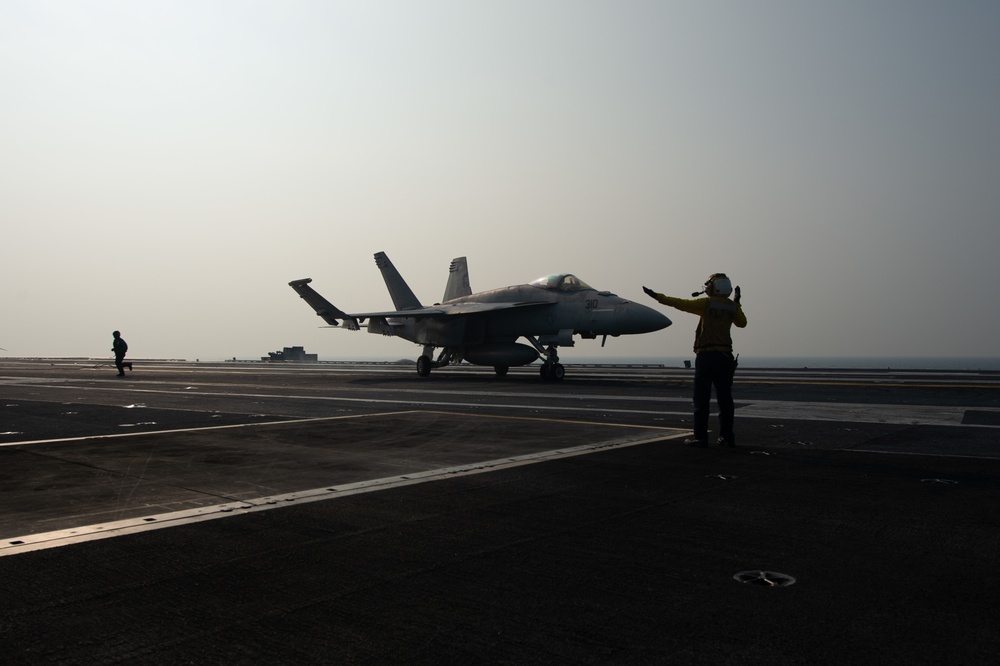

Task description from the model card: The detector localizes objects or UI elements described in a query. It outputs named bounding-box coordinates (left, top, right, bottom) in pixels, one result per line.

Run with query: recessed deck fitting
left=733, top=570, right=796, bottom=587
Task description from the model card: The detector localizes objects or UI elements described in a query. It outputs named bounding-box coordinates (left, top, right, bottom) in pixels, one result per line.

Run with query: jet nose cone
left=627, top=303, right=671, bottom=333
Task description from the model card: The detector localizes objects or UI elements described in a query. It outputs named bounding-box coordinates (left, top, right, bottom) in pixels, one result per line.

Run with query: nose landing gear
left=538, top=346, right=565, bottom=382
left=416, top=346, right=455, bottom=377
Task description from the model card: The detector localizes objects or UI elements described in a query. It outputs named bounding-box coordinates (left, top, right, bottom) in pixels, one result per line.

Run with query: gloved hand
left=642, top=286, right=656, bottom=298
left=734, top=285, right=741, bottom=304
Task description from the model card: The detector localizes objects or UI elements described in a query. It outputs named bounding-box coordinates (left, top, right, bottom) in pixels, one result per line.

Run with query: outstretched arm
left=643, top=287, right=707, bottom=315
left=643, top=286, right=671, bottom=305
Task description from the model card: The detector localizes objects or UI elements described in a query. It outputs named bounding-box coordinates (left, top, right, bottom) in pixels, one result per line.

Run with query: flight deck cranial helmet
left=704, top=273, right=733, bottom=297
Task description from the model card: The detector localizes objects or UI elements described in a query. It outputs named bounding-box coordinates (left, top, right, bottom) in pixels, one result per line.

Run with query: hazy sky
left=2, top=1, right=998, bottom=361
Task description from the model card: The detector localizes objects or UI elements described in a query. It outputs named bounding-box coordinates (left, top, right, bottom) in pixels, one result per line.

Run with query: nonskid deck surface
left=1, top=360, right=999, bottom=664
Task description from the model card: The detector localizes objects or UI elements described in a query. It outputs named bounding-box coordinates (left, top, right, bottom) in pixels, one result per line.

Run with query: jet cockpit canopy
left=529, top=274, right=594, bottom=292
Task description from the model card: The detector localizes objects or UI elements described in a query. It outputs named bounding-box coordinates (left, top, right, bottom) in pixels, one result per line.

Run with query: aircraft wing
left=435, top=301, right=552, bottom=316
left=351, top=300, right=551, bottom=321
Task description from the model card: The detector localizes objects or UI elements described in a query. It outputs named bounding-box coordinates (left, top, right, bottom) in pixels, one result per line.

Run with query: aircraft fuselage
left=387, top=283, right=669, bottom=350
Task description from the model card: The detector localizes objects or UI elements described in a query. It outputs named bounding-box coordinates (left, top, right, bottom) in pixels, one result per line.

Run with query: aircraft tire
left=550, top=363, right=566, bottom=381
left=494, top=364, right=509, bottom=377
left=416, top=355, right=432, bottom=377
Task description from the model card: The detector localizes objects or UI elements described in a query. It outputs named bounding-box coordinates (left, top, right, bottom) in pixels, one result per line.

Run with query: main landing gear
left=414, top=342, right=564, bottom=381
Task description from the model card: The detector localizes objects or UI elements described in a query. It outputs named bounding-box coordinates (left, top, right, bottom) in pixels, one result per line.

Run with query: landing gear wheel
left=494, top=364, right=509, bottom=377
left=416, top=355, right=432, bottom=377
left=550, top=363, right=565, bottom=381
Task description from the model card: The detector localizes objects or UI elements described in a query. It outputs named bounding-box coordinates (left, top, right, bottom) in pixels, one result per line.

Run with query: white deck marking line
left=8, top=375, right=680, bottom=401
left=0, top=409, right=675, bottom=448
left=737, top=400, right=974, bottom=427
left=3, top=382, right=998, bottom=428
left=0, top=430, right=688, bottom=557
left=848, top=448, right=1000, bottom=461
left=4, top=381, right=685, bottom=411
left=0, top=410, right=420, bottom=448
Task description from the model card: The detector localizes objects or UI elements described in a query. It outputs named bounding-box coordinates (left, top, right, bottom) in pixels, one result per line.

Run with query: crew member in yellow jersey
left=643, top=274, right=747, bottom=447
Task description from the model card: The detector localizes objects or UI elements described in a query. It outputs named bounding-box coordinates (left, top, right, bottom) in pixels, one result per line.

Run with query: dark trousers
left=693, top=351, right=735, bottom=441
left=115, top=356, right=126, bottom=376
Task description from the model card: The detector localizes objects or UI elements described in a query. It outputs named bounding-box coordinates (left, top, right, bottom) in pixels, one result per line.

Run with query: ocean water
left=737, top=357, right=1000, bottom=371
left=561, top=356, right=1000, bottom=371
left=353, top=355, right=1000, bottom=371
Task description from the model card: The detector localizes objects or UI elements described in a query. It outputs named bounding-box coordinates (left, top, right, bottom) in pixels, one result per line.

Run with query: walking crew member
left=643, top=274, right=747, bottom=447
left=112, top=330, right=132, bottom=377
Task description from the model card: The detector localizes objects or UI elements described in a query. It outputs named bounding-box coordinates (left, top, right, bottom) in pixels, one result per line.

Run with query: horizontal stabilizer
left=288, top=279, right=360, bottom=330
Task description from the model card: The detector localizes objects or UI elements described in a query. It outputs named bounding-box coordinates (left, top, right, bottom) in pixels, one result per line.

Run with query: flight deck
left=1, top=359, right=998, bottom=664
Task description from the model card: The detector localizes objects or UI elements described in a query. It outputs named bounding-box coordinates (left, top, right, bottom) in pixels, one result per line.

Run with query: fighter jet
left=289, top=252, right=670, bottom=380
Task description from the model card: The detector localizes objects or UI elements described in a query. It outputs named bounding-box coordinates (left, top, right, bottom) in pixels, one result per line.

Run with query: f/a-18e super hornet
left=289, top=252, right=671, bottom=380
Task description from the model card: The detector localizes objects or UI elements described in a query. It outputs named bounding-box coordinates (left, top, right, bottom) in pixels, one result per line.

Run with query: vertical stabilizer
left=373, top=252, right=423, bottom=310
left=442, top=256, right=472, bottom=302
